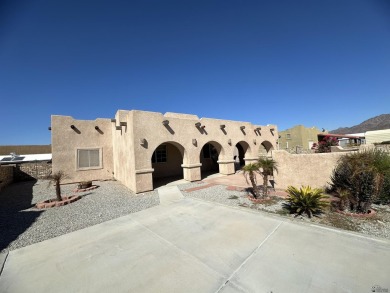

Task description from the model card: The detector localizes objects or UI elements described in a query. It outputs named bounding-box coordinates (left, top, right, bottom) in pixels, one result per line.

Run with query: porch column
left=244, top=157, right=258, bottom=165
left=217, top=160, right=235, bottom=175
left=181, top=163, right=202, bottom=181
left=134, top=168, right=154, bottom=193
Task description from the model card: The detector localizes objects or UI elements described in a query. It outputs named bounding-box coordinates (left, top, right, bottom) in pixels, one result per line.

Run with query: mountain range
left=330, top=114, right=390, bottom=134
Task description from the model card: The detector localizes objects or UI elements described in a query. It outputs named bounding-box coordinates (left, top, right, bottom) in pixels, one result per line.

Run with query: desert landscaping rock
left=0, top=180, right=159, bottom=253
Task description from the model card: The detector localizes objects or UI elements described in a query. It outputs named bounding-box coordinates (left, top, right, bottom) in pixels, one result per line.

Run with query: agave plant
left=242, top=163, right=261, bottom=199
left=284, top=185, right=329, bottom=218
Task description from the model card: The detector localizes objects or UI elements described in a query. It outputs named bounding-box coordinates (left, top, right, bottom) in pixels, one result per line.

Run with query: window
left=77, top=148, right=102, bottom=170
left=152, top=145, right=167, bottom=163
left=286, top=133, right=291, bottom=139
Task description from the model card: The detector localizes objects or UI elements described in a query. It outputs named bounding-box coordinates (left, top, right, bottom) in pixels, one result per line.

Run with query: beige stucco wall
left=52, top=110, right=278, bottom=193
left=272, top=150, right=350, bottom=190
left=51, top=115, right=114, bottom=183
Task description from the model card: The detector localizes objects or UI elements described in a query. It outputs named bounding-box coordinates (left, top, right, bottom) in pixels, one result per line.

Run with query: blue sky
left=1, top=0, right=389, bottom=145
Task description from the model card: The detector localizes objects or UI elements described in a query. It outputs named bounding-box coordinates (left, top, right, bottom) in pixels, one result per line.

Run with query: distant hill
left=330, top=114, right=390, bottom=134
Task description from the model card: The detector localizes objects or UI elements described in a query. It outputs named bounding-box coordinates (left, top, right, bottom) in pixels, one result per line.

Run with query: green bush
left=330, top=149, right=390, bottom=212
left=284, top=186, right=329, bottom=218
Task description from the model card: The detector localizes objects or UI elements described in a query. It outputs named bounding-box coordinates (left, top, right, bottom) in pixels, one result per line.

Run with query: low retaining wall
left=0, top=165, right=14, bottom=191
left=272, top=150, right=350, bottom=190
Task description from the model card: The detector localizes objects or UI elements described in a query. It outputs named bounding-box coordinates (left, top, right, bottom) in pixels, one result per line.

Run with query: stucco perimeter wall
left=272, top=150, right=349, bottom=190
left=51, top=115, right=114, bottom=183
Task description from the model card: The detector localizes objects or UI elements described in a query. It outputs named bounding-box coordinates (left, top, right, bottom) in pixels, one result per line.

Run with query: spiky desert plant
left=257, top=157, right=278, bottom=196
left=284, top=185, right=329, bottom=218
left=46, top=171, right=67, bottom=201
left=330, top=149, right=390, bottom=212
left=242, top=163, right=261, bottom=199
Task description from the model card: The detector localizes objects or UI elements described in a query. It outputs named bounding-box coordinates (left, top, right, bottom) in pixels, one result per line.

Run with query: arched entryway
left=151, top=142, right=185, bottom=188
left=259, top=140, right=274, bottom=157
left=200, top=141, right=222, bottom=179
left=234, top=141, right=250, bottom=172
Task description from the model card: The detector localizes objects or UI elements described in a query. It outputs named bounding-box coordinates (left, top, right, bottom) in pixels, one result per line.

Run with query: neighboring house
left=365, top=129, right=390, bottom=144
left=51, top=109, right=278, bottom=193
left=278, top=125, right=325, bottom=151
left=317, top=133, right=365, bottom=148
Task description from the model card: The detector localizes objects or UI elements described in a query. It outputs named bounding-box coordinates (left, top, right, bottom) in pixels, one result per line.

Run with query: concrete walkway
left=1, top=198, right=389, bottom=293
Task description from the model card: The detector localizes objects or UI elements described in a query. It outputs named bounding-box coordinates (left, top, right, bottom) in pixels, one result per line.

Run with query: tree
left=46, top=171, right=67, bottom=201
left=242, top=163, right=261, bottom=199
left=257, top=157, right=278, bottom=196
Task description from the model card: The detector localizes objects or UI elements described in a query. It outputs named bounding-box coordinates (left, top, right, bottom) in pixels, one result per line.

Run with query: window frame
left=151, top=145, right=167, bottom=164
left=76, top=148, right=103, bottom=170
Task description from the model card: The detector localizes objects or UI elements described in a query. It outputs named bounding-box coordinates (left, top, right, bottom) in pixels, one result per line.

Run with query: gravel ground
left=1, top=180, right=389, bottom=254
left=0, top=180, right=159, bottom=253
left=181, top=182, right=390, bottom=240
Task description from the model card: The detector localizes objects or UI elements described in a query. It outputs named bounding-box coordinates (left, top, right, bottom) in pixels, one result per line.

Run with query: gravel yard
left=0, top=180, right=159, bottom=253
left=1, top=179, right=389, bottom=254
left=180, top=182, right=390, bottom=241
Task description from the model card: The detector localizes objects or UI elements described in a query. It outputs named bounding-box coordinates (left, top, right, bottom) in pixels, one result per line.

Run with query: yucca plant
left=242, top=163, right=261, bottom=199
left=284, top=185, right=329, bottom=218
left=46, top=171, right=67, bottom=201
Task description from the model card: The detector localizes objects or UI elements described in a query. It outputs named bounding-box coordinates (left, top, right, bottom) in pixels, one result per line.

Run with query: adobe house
left=51, top=110, right=278, bottom=193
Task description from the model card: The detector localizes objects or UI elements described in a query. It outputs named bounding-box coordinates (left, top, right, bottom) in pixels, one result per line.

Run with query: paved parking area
left=1, top=196, right=389, bottom=293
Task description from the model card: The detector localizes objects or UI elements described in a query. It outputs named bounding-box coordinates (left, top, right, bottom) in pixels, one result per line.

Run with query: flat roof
left=0, top=153, right=52, bottom=164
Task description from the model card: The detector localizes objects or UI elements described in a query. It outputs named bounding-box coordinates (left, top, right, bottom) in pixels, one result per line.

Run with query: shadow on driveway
left=0, top=180, right=43, bottom=252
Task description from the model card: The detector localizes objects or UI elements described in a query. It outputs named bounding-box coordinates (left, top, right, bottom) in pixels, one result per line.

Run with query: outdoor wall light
left=140, top=138, right=146, bottom=145
left=220, top=124, right=226, bottom=129
left=253, top=139, right=256, bottom=144
left=70, top=125, right=75, bottom=129
left=192, top=139, right=197, bottom=146
left=95, top=126, right=100, bottom=130
left=162, top=120, right=169, bottom=126
left=195, top=122, right=201, bottom=127
left=228, top=139, right=232, bottom=145
left=240, top=126, right=245, bottom=130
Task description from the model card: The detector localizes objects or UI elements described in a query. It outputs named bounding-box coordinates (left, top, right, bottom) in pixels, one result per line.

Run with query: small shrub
left=284, top=185, right=329, bottom=218
left=317, top=135, right=338, bottom=153
left=330, top=149, right=390, bottom=212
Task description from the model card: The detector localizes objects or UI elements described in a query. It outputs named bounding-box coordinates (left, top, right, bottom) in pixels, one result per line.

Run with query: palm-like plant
left=284, top=185, right=329, bottom=218
left=242, top=163, right=261, bottom=199
left=46, top=171, right=67, bottom=201
left=257, top=157, right=278, bottom=196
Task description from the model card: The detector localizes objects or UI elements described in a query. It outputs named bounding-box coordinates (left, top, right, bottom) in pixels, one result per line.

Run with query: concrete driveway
left=1, top=196, right=389, bottom=293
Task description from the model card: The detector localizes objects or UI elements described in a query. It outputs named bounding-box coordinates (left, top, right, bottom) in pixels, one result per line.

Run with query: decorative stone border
left=74, top=185, right=99, bottom=193
left=336, top=209, right=377, bottom=218
left=36, top=195, right=82, bottom=209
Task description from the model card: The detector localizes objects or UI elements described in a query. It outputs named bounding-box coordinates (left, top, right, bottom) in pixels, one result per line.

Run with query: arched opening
left=200, top=141, right=222, bottom=179
left=151, top=142, right=185, bottom=188
left=234, top=141, right=250, bottom=172
left=259, top=141, right=274, bottom=157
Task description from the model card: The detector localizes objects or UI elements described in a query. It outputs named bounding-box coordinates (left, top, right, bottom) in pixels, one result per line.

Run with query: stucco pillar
left=244, top=157, right=258, bottom=165
left=217, top=160, right=235, bottom=175
left=134, top=168, right=154, bottom=193
left=181, top=163, right=202, bottom=181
